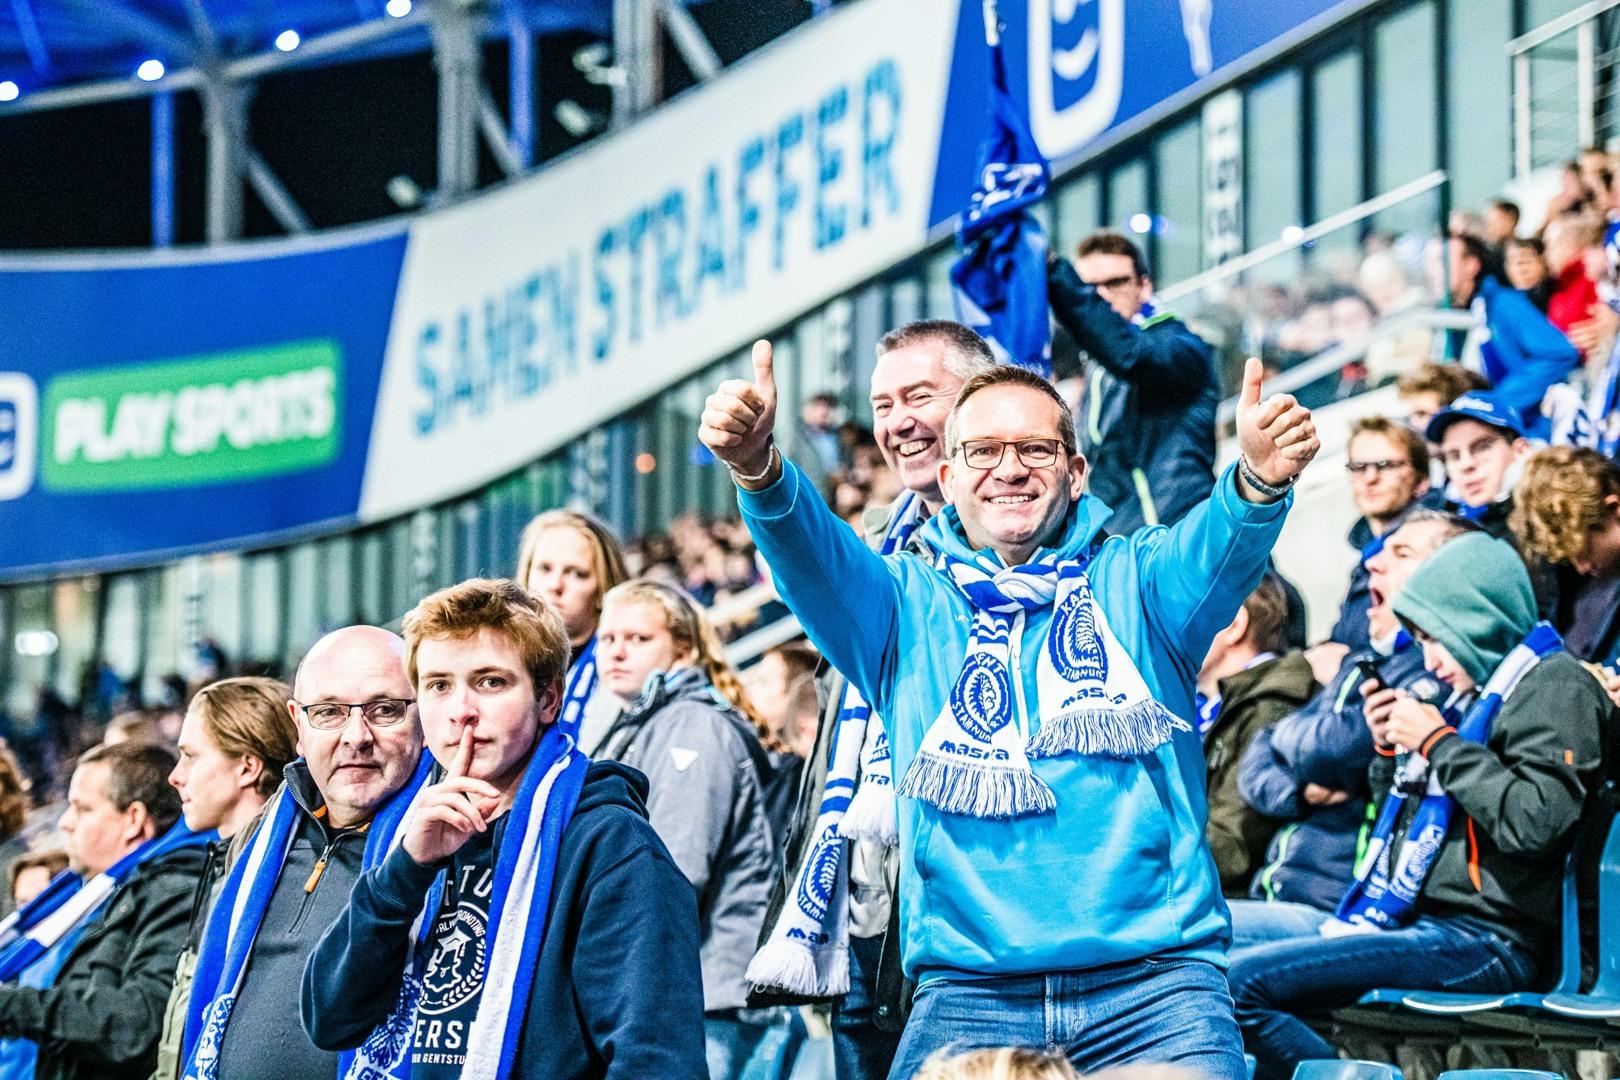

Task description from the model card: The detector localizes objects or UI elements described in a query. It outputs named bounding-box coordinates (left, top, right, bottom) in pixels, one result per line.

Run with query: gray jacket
left=596, top=669, right=773, bottom=1013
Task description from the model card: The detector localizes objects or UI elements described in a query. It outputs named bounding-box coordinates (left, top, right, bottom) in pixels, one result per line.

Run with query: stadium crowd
left=1, top=159, right=1620, bottom=1080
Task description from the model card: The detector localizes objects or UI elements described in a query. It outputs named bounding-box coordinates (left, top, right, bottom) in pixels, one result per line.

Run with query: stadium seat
left=1535, top=810, right=1620, bottom=1028
left=1290, top=1059, right=1402, bottom=1080
left=1434, top=1072, right=1563, bottom=1080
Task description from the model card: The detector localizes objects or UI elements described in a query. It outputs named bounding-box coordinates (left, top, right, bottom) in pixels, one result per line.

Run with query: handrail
left=1507, top=0, right=1620, bottom=56
left=1214, top=307, right=1476, bottom=426
left=1158, top=171, right=1447, bottom=306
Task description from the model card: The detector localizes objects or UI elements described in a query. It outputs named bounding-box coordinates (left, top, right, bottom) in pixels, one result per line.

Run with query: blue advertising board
left=0, top=230, right=407, bottom=580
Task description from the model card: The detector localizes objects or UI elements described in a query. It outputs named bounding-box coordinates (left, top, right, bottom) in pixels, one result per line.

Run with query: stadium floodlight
left=1281, top=224, right=1306, bottom=244
left=13, top=630, right=58, bottom=657
left=1127, top=213, right=1152, bottom=235
left=386, top=0, right=413, bottom=16
left=136, top=59, right=166, bottom=82
left=0, top=81, right=17, bottom=103
left=275, top=30, right=301, bottom=52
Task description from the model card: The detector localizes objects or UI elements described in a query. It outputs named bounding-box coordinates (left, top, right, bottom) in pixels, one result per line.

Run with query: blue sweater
left=738, top=460, right=1289, bottom=980
left=1476, top=275, right=1579, bottom=437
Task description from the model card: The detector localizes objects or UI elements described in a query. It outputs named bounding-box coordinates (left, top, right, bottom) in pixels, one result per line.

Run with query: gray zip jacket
left=596, top=668, right=773, bottom=1012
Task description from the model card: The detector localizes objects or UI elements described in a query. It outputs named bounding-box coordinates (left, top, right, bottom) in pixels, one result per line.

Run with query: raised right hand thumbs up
left=700, top=339, right=780, bottom=484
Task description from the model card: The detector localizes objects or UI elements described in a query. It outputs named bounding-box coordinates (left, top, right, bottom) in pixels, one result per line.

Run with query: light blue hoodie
left=738, top=459, right=1290, bottom=981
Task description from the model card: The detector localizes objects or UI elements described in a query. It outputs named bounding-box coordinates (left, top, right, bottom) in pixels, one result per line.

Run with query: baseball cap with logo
left=1424, top=390, right=1525, bottom=443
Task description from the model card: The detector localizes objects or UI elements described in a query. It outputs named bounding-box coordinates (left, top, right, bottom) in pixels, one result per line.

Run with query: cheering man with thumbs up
left=701, top=344, right=1318, bottom=1078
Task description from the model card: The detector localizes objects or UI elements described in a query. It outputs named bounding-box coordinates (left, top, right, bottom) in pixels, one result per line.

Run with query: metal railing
left=1511, top=0, right=1620, bottom=176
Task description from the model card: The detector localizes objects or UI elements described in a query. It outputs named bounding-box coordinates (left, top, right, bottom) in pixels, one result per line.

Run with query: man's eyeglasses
left=1082, top=274, right=1140, bottom=293
left=1345, top=459, right=1411, bottom=477
left=956, top=439, right=1062, bottom=470
left=1439, top=434, right=1507, bottom=466
left=294, top=698, right=416, bottom=731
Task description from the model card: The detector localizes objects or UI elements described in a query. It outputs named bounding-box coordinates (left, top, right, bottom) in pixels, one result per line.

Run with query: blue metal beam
left=151, top=92, right=175, bottom=247
left=508, top=6, right=534, bottom=168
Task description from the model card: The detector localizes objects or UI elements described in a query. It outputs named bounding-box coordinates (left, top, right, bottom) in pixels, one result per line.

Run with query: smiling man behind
left=702, top=342, right=1317, bottom=1077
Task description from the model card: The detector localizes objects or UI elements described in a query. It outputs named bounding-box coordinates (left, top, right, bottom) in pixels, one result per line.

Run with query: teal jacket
left=738, top=460, right=1291, bottom=981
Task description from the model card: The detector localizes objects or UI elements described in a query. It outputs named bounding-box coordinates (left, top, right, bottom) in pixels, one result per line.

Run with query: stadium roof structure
left=0, top=0, right=724, bottom=244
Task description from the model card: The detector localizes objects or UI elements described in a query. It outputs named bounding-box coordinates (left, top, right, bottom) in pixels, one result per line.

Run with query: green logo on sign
left=42, top=340, right=343, bottom=492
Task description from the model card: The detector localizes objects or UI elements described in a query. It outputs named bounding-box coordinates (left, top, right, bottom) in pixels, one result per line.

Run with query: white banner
left=1201, top=89, right=1243, bottom=269
left=359, top=0, right=960, bottom=521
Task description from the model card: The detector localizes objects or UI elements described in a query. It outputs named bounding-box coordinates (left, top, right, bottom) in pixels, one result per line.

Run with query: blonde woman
left=593, top=580, right=777, bottom=1080
left=516, top=509, right=630, bottom=752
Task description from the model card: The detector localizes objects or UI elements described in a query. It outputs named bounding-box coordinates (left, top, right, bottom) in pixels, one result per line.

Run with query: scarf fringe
left=1025, top=700, right=1190, bottom=759
left=745, top=938, right=850, bottom=997
left=897, top=750, right=1056, bottom=819
left=838, top=780, right=898, bottom=845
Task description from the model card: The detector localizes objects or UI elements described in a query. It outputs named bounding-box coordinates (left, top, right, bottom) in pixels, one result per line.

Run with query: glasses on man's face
left=956, top=438, right=1062, bottom=470
left=1082, top=274, right=1140, bottom=293
left=1439, top=434, right=1506, bottom=466
left=295, top=698, right=416, bottom=731
left=1345, top=459, right=1412, bottom=478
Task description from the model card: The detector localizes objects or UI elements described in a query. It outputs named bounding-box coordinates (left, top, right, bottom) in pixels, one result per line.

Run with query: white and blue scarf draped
left=557, top=637, right=599, bottom=743
left=351, top=726, right=587, bottom=1080
left=0, top=820, right=211, bottom=983
left=746, top=493, right=923, bottom=998
left=898, top=549, right=1188, bottom=819
left=180, top=753, right=434, bottom=1080
left=1327, top=622, right=1562, bottom=934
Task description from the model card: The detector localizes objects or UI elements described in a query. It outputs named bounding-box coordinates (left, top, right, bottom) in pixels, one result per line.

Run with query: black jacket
left=213, top=763, right=370, bottom=1080
left=1203, top=653, right=1320, bottom=895
left=1329, top=496, right=1440, bottom=650
left=1411, top=652, right=1609, bottom=968
left=301, top=760, right=706, bottom=1079
left=0, top=840, right=206, bottom=1080
left=1048, top=257, right=1218, bottom=534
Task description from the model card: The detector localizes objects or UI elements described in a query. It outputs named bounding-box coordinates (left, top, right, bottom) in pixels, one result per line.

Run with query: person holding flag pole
left=702, top=323, right=1318, bottom=1075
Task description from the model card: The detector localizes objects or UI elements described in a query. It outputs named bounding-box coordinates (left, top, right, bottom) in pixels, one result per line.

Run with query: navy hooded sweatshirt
left=299, top=760, right=706, bottom=1079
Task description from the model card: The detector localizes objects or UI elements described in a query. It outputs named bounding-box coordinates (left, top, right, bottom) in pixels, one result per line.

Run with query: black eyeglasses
left=1345, top=459, right=1412, bottom=477
left=956, top=439, right=1062, bottom=470
left=294, top=698, right=416, bottom=731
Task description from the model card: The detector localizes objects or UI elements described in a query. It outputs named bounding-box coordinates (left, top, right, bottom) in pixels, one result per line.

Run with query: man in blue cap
left=1426, top=390, right=1531, bottom=539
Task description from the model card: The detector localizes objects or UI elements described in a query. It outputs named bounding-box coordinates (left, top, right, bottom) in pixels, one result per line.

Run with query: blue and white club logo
left=1028, top=0, right=1124, bottom=158
left=0, top=374, right=37, bottom=502
left=796, top=828, right=842, bottom=924
left=1049, top=583, right=1108, bottom=685
left=950, top=652, right=1012, bottom=743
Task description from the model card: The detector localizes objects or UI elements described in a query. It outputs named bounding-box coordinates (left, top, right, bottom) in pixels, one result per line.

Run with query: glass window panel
left=1106, top=158, right=1149, bottom=235
left=142, top=566, right=180, bottom=704
left=1525, top=0, right=1586, bottom=27
left=321, top=536, right=354, bottom=630
left=358, top=531, right=386, bottom=626
left=1055, top=172, right=1100, bottom=251
left=1372, top=1, right=1437, bottom=202
left=245, top=553, right=283, bottom=664
left=201, top=553, right=243, bottom=664
left=51, top=578, right=97, bottom=703
left=1155, top=120, right=1202, bottom=285
left=102, top=576, right=142, bottom=682
left=1446, top=0, right=1513, bottom=209
left=9, top=585, right=51, bottom=718
left=1310, top=49, right=1364, bottom=220
left=285, top=545, right=320, bottom=665
left=1246, top=70, right=1304, bottom=252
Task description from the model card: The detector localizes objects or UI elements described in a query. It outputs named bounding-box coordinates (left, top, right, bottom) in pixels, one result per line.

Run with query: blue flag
left=950, top=3, right=1052, bottom=376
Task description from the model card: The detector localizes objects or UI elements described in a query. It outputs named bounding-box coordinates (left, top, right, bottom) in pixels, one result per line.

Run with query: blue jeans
left=706, top=1009, right=780, bottom=1080
left=1228, top=915, right=1538, bottom=1080
left=1226, top=900, right=1331, bottom=953
left=833, top=933, right=902, bottom=1080
left=886, top=957, right=1246, bottom=1080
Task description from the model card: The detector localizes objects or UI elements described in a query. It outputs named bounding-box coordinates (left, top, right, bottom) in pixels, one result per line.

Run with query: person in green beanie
left=1229, top=529, right=1612, bottom=1080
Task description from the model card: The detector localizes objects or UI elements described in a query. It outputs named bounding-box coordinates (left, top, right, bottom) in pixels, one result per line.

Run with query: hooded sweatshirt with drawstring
left=1390, top=533, right=1608, bottom=966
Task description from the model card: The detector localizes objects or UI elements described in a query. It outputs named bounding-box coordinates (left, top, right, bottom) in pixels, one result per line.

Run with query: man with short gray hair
left=751, top=320, right=993, bottom=1080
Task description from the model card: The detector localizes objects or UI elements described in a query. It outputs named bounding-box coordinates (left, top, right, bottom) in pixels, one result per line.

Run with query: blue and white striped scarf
left=746, top=492, right=924, bottom=998
left=1327, top=622, right=1562, bottom=934
left=181, top=753, right=434, bottom=1080
left=0, top=820, right=211, bottom=983
left=898, top=549, right=1188, bottom=819
left=557, top=637, right=599, bottom=743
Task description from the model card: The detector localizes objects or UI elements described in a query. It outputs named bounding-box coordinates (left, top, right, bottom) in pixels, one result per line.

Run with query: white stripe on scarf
left=746, top=493, right=924, bottom=998
left=898, top=551, right=1188, bottom=819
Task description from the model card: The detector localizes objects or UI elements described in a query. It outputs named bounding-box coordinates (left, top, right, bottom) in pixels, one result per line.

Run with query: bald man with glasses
left=178, top=626, right=425, bottom=1080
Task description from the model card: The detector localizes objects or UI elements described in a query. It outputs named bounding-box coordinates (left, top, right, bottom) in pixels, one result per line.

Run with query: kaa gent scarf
left=898, top=550, right=1188, bottom=819
left=1327, top=622, right=1561, bottom=934
left=746, top=493, right=923, bottom=999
